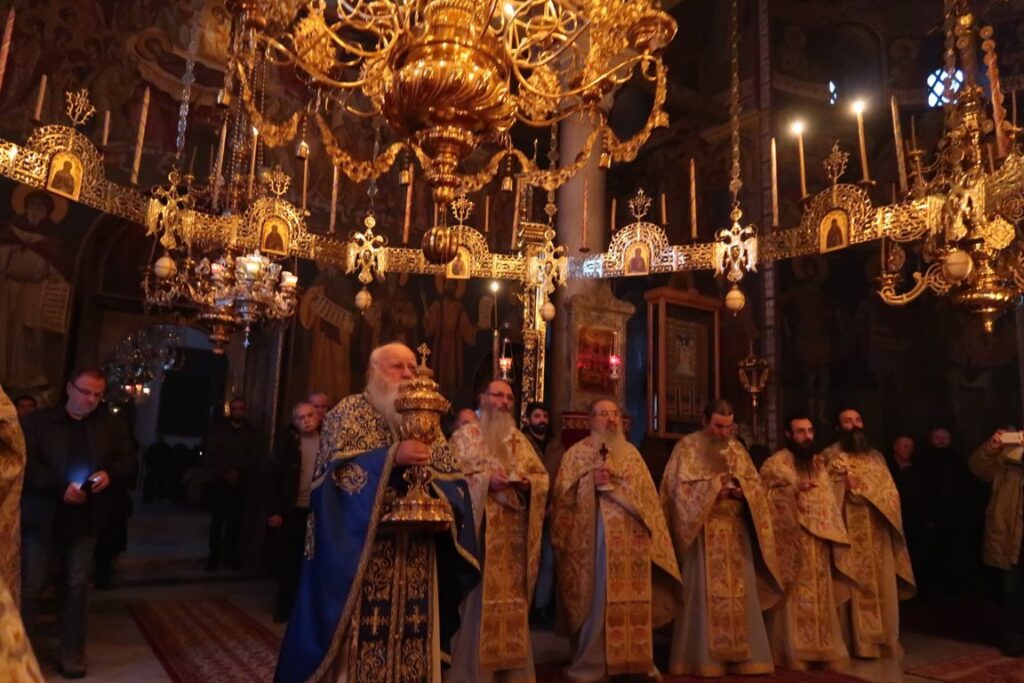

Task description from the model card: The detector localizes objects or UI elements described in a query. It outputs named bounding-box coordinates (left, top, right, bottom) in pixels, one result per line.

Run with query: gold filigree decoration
left=332, top=462, right=369, bottom=494
left=714, top=221, right=758, bottom=283
left=238, top=64, right=301, bottom=148
left=823, top=142, right=850, bottom=187
left=350, top=213, right=388, bottom=286
left=977, top=214, right=1015, bottom=251
left=264, top=165, right=291, bottom=198
left=65, top=89, right=96, bottom=127
left=450, top=194, right=473, bottom=225
left=628, top=188, right=653, bottom=222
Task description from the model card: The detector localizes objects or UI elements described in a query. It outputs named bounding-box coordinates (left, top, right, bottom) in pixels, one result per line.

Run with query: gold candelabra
left=231, top=0, right=676, bottom=213
left=876, top=1, right=1024, bottom=332
left=143, top=248, right=298, bottom=352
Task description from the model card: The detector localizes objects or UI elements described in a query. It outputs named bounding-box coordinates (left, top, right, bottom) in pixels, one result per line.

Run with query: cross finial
left=416, top=343, right=431, bottom=368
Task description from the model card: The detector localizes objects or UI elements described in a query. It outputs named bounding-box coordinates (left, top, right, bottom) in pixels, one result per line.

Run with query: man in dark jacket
left=204, top=397, right=260, bottom=571
left=20, top=368, right=137, bottom=678
left=266, top=401, right=322, bottom=621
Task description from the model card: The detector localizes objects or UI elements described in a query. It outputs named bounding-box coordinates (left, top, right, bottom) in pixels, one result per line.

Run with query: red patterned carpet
left=907, top=647, right=1024, bottom=682
left=535, top=663, right=874, bottom=682
left=129, top=598, right=280, bottom=683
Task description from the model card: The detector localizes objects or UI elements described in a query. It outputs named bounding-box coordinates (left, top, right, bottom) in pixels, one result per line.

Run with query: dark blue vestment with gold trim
left=275, top=394, right=479, bottom=683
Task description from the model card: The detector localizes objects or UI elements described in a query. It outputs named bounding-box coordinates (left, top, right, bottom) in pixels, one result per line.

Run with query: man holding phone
left=970, top=428, right=1024, bottom=657
left=20, top=368, right=137, bottom=678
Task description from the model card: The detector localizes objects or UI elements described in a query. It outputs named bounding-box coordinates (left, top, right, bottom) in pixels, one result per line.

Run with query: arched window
left=927, top=68, right=964, bottom=107
left=829, top=80, right=838, bottom=105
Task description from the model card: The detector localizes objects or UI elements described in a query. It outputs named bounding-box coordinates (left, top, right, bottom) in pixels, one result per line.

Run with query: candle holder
left=737, top=343, right=771, bottom=442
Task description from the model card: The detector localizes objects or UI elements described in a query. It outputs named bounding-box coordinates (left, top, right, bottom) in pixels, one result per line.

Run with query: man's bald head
left=367, top=343, right=417, bottom=386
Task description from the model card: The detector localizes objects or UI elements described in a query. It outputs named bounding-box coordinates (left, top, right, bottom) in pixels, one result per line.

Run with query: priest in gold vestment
left=551, top=398, right=680, bottom=682
left=276, top=343, right=479, bottom=683
left=762, top=415, right=852, bottom=671
left=822, top=408, right=915, bottom=660
left=0, top=384, right=43, bottom=681
left=448, top=380, right=548, bottom=683
left=660, top=399, right=783, bottom=677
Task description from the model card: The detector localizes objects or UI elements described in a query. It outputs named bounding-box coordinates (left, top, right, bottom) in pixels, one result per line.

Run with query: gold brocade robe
left=660, top=433, right=783, bottom=665
left=0, top=385, right=42, bottom=681
left=551, top=437, right=680, bottom=675
left=821, top=444, right=916, bottom=659
left=450, top=425, right=548, bottom=674
left=0, top=385, right=24, bottom=603
left=761, top=450, right=853, bottom=668
left=308, top=393, right=474, bottom=683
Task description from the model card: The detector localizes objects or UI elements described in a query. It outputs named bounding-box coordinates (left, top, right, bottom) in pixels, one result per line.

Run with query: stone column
left=550, top=115, right=607, bottom=429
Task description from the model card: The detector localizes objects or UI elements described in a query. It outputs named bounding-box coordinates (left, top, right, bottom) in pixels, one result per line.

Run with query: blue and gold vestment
left=275, top=394, right=479, bottom=683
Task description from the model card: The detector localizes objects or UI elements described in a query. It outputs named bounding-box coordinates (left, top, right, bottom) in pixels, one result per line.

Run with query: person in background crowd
left=969, top=428, right=1024, bottom=657
left=456, top=407, right=478, bottom=430
left=887, top=435, right=933, bottom=594
left=13, top=395, right=36, bottom=420
left=20, top=368, right=137, bottom=678
left=203, top=397, right=260, bottom=572
left=267, top=401, right=323, bottom=622
left=307, top=391, right=331, bottom=422
left=921, top=425, right=986, bottom=596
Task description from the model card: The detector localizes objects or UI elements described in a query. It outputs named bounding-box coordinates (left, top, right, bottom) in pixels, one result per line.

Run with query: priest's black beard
left=529, top=423, right=548, bottom=437
left=786, top=437, right=818, bottom=463
left=838, top=428, right=871, bottom=455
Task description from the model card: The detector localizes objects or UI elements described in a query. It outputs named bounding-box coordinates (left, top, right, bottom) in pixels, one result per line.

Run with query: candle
left=300, top=154, right=309, bottom=213
left=610, top=196, right=616, bottom=233
left=853, top=100, right=871, bottom=183
left=791, top=121, right=807, bottom=198
left=32, top=74, right=46, bottom=121
left=483, top=194, right=490, bottom=235
left=330, top=164, right=340, bottom=234
left=0, top=7, right=15, bottom=98
left=910, top=116, right=918, bottom=151
left=1013, top=90, right=1018, bottom=128
left=212, top=117, right=228, bottom=209
left=891, top=96, right=908, bottom=195
left=660, top=191, right=667, bottom=225
left=101, top=110, right=110, bottom=147
left=131, top=86, right=150, bottom=185
left=247, top=126, right=258, bottom=200
left=987, top=142, right=996, bottom=174
left=401, top=163, right=413, bottom=243
left=770, top=137, right=779, bottom=227
left=580, top=174, right=589, bottom=251
left=689, top=157, right=697, bottom=239
left=281, top=271, right=298, bottom=289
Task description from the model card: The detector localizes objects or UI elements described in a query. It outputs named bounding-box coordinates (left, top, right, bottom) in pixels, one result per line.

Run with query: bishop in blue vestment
left=275, top=343, right=479, bottom=683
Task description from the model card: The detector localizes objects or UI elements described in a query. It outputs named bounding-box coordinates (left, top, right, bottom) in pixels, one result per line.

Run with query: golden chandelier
left=878, top=0, right=1024, bottom=332
left=232, top=0, right=676, bottom=209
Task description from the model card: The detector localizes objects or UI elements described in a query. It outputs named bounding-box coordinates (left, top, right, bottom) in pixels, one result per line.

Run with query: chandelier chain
left=175, top=0, right=205, bottom=166
left=728, top=0, right=743, bottom=223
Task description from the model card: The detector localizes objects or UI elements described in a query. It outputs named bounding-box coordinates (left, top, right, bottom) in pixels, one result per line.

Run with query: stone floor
left=28, top=577, right=990, bottom=682
left=27, top=501, right=997, bottom=682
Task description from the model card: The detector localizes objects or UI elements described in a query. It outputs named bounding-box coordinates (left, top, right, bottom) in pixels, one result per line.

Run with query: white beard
left=590, top=425, right=629, bottom=461
left=479, top=407, right=516, bottom=464
left=365, top=371, right=402, bottom=435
